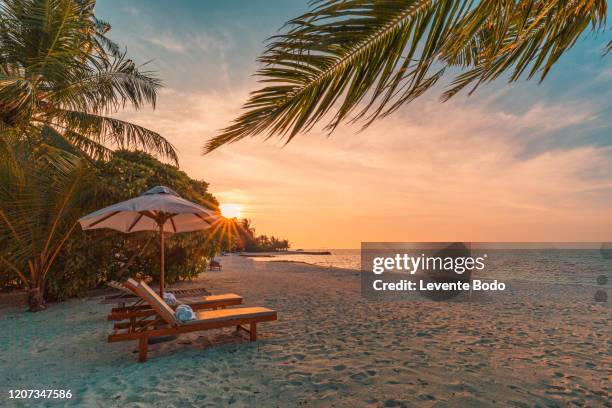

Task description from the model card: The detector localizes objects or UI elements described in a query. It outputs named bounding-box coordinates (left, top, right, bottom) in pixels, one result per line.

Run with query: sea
left=252, top=248, right=612, bottom=288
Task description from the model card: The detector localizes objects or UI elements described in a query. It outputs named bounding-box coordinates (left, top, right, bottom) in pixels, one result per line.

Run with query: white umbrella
left=78, top=186, right=219, bottom=296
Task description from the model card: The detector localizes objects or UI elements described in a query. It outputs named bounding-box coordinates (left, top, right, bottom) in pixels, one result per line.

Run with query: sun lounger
left=108, top=279, right=277, bottom=362
left=108, top=293, right=244, bottom=321
left=106, top=280, right=243, bottom=322
left=101, top=281, right=211, bottom=305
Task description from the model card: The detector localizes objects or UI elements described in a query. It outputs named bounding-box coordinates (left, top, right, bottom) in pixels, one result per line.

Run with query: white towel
left=163, top=292, right=177, bottom=305
left=175, top=304, right=196, bottom=322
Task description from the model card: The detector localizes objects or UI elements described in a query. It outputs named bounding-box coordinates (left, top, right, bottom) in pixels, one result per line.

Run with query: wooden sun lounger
left=101, top=282, right=211, bottom=305
left=108, top=293, right=244, bottom=321
left=108, top=279, right=277, bottom=362
left=106, top=281, right=243, bottom=329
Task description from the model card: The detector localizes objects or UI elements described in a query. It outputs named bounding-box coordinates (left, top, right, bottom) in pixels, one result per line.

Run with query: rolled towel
left=163, top=292, right=177, bottom=305
left=175, top=304, right=196, bottom=322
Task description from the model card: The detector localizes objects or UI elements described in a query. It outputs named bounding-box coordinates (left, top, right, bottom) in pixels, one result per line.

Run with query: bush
left=45, top=150, right=222, bottom=301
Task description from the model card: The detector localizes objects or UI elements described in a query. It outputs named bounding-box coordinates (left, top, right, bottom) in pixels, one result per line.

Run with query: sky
left=95, top=0, right=612, bottom=248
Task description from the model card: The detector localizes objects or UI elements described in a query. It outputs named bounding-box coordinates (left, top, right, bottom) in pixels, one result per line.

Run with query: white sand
left=0, top=255, right=609, bottom=407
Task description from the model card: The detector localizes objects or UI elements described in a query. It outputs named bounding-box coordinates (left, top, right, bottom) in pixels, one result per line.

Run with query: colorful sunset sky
left=96, top=0, right=612, bottom=248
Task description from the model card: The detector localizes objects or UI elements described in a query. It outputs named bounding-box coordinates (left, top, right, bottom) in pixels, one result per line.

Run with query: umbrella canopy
left=79, top=186, right=219, bottom=296
left=79, top=186, right=216, bottom=233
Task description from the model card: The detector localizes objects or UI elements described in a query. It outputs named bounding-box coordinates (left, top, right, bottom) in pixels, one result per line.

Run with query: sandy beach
left=2, top=1, right=611, bottom=407
left=0, top=255, right=609, bottom=407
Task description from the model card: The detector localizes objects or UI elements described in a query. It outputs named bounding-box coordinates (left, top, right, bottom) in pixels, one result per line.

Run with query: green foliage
left=47, top=150, right=220, bottom=301
left=205, top=0, right=608, bottom=152
left=0, top=139, right=95, bottom=309
left=237, top=219, right=290, bottom=252
left=95, top=151, right=215, bottom=204
left=0, top=0, right=177, bottom=163
left=0, top=0, right=179, bottom=307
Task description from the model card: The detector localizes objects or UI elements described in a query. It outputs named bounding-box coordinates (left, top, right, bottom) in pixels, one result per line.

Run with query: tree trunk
left=27, top=287, right=46, bottom=312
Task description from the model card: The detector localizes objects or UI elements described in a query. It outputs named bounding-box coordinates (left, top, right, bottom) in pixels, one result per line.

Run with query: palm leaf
left=0, top=77, right=34, bottom=126
left=0, top=144, right=92, bottom=277
left=44, top=56, right=162, bottom=114
left=40, top=124, right=113, bottom=162
left=91, top=16, right=122, bottom=59
left=0, top=0, right=176, bottom=164
left=205, top=0, right=607, bottom=152
left=49, top=110, right=178, bottom=164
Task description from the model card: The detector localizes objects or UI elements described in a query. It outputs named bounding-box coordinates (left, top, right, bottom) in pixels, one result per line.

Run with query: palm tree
left=240, top=218, right=256, bottom=239
left=280, top=239, right=289, bottom=251
left=0, top=0, right=177, bottom=163
left=0, top=144, right=94, bottom=311
left=0, top=0, right=176, bottom=311
left=205, top=0, right=608, bottom=152
left=269, top=236, right=279, bottom=251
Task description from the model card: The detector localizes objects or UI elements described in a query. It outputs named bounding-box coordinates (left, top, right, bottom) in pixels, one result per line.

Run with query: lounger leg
left=139, top=337, right=148, bottom=362
left=249, top=323, right=257, bottom=341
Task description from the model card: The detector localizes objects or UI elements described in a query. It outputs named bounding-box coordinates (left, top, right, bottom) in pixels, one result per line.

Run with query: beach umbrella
left=78, top=186, right=218, bottom=296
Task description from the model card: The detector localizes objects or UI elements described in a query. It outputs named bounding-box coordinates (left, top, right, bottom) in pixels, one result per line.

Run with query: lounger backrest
left=124, top=278, right=139, bottom=294
left=108, top=280, right=134, bottom=295
left=108, top=280, right=124, bottom=290
left=135, top=281, right=178, bottom=326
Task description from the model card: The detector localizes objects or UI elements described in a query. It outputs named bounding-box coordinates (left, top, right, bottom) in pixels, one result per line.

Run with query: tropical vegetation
left=0, top=147, right=227, bottom=311
left=236, top=219, right=290, bottom=252
left=48, top=151, right=223, bottom=304
left=0, top=0, right=177, bottom=163
left=0, top=0, right=211, bottom=311
left=0, top=0, right=179, bottom=311
left=0, top=144, right=94, bottom=310
left=206, top=0, right=609, bottom=151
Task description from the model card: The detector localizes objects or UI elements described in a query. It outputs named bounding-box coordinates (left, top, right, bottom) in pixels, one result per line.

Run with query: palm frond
left=49, top=110, right=178, bottom=164
left=8, top=0, right=94, bottom=83
left=40, top=124, right=113, bottom=162
left=0, top=145, right=92, bottom=275
left=45, top=55, right=162, bottom=113
left=0, top=0, right=174, bottom=164
left=205, top=0, right=607, bottom=152
left=91, top=16, right=122, bottom=58
left=0, top=77, right=34, bottom=126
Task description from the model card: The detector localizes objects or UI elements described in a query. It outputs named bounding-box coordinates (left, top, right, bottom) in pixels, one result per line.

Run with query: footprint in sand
left=383, top=398, right=409, bottom=407
left=293, top=353, right=306, bottom=361
left=349, top=371, right=376, bottom=385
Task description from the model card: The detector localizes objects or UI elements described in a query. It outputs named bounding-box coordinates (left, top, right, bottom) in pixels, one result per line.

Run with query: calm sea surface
left=252, top=249, right=611, bottom=288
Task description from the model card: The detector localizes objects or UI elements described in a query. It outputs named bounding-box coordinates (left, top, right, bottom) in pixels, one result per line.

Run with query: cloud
left=514, top=102, right=595, bottom=132
left=147, top=31, right=229, bottom=54
left=113, top=87, right=611, bottom=246
left=93, top=1, right=612, bottom=247
left=141, top=31, right=233, bottom=85
left=122, top=5, right=141, bottom=16
left=149, top=35, right=187, bottom=53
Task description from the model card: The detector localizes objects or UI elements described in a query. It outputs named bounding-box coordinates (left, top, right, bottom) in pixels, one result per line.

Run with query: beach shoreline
left=0, top=255, right=609, bottom=407
left=0, top=254, right=607, bottom=309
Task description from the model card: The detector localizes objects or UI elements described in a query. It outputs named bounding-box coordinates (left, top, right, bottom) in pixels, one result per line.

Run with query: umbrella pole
left=159, top=222, right=165, bottom=297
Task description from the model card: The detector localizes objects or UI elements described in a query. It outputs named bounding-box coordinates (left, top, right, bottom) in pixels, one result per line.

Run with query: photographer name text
left=372, top=279, right=506, bottom=291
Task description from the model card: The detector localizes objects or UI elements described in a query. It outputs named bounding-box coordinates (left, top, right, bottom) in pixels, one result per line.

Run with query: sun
left=219, top=203, right=243, bottom=219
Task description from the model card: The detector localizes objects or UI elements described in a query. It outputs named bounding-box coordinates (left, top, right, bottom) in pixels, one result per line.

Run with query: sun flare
left=219, top=203, right=243, bottom=219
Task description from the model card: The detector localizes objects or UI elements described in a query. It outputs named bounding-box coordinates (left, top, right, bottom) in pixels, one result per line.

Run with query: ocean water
left=253, top=248, right=612, bottom=288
